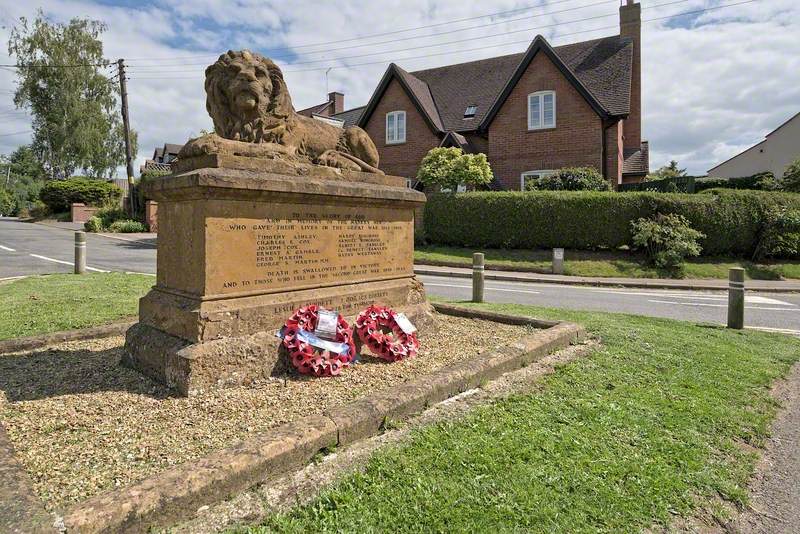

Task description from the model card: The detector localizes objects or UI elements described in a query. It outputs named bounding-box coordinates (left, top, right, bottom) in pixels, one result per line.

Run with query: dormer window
left=528, top=91, right=556, bottom=130
left=386, top=111, right=406, bottom=144
left=463, top=105, right=477, bottom=119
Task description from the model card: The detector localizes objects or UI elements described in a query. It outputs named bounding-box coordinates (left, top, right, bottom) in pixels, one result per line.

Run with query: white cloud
left=0, top=0, right=798, bottom=176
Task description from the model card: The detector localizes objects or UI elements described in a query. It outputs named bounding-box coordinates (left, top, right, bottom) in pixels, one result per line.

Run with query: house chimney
left=620, top=0, right=641, bottom=150
left=329, top=92, right=344, bottom=115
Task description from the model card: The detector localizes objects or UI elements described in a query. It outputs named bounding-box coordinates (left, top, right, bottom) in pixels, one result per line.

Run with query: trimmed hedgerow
left=695, top=172, right=779, bottom=192
left=423, top=190, right=800, bottom=257
left=39, top=177, right=122, bottom=213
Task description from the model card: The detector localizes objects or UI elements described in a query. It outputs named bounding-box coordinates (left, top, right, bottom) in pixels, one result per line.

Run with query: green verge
left=243, top=303, right=799, bottom=533
left=414, top=245, right=800, bottom=280
left=0, top=273, right=153, bottom=340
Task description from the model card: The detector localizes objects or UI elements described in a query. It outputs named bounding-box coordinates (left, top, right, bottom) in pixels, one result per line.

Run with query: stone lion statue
left=178, top=50, right=382, bottom=174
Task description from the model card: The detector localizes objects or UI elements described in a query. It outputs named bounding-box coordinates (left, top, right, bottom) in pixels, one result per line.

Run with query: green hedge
left=695, top=172, right=776, bottom=192
left=618, top=176, right=696, bottom=193
left=423, top=190, right=800, bottom=257
left=39, top=177, right=122, bottom=213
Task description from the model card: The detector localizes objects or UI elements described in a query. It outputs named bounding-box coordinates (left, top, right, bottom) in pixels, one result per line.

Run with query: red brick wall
left=487, top=52, right=604, bottom=190
left=362, top=78, right=441, bottom=179
left=70, top=203, right=99, bottom=223
left=620, top=1, right=641, bottom=150
left=604, top=120, right=623, bottom=187
left=145, top=200, right=158, bottom=233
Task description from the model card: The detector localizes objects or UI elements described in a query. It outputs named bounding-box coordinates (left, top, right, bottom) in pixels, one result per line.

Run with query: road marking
left=0, top=275, right=27, bottom=282
left=648, top=299, right=797, bottom=312
left=28, top=253, right=110, bottom=272
left=746, top=326, right=800, bottom=337
left=423, top=282, right=541, bottom=295
left=0, top=244, right=16, bottom=252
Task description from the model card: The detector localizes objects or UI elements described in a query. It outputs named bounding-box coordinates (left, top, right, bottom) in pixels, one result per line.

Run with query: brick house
left=333, top=0, right=648, bottom=189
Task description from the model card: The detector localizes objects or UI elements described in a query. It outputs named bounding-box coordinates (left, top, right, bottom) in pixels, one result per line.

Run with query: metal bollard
left=74, top=231, right=86, bottom=274
left=552, top=247, right=565, bottom=275
left=727, top=267, right=744, bottom=329
left=472, top=252, right=485, bottom=303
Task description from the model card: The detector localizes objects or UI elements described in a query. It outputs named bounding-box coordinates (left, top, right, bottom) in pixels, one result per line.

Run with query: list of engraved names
left=207, top=206, right=412, bottom=294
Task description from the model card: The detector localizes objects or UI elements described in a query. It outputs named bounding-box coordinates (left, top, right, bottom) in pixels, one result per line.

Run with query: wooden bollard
left=472, top=252, right=485, bottom=303
left=727, top=267, right=745, bottom=329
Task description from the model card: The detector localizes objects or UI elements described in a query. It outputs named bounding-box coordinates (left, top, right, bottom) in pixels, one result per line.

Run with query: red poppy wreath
left=281, top=305, right=356, bottom=376
left=355, top=305, right=420, bottom=362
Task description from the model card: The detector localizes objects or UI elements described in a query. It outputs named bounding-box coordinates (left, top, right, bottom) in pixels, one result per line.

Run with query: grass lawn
left=0, top=273, right=153, bottom=340
left=243, top=302, right=799, bottom=533
left=414, top=245, right=800, bottom=280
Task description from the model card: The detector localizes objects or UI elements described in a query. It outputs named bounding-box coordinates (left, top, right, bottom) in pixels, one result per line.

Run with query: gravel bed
left=0, top=314, right=534, bottom=511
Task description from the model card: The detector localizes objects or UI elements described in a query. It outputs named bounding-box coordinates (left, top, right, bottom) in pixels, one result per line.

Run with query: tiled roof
left=623, top=142, right=649, bottom=175
left=333, top=106, right=365, bottom=127
left=393, top=65, right=444, bottom=131
left=164, top=143, right=184, bottom=155
left=297, top=101, right=331, bottom=117
left=346, top=34, right=633, bottom=133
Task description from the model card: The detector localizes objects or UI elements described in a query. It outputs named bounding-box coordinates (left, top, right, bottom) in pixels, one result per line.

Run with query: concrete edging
left=60, top=305, right=584, bottom=533
left=0, top=320, right=136, bottom=354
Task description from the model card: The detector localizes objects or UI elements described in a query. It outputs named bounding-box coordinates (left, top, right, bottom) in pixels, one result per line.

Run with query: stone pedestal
left=123, top=158, right=431, bottom=395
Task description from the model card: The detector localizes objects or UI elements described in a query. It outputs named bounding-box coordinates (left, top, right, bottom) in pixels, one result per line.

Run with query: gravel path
left=729, top=361, right=800, bottom=533
left=0, top=315, right=532, bottom=511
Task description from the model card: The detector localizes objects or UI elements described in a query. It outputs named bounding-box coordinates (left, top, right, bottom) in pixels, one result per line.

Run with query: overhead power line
left=0, top=130, right=32, bottom=137
left=127, top=0, right=620, bottom=68
left=129, top=0, right=756, bottom=80
left=122, top=0, right=598, bottom=63
left=0, top=63, right=110, bottom=68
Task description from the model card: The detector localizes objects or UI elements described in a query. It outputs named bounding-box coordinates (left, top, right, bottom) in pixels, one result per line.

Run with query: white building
left=708, top=112, right=800, bottom=178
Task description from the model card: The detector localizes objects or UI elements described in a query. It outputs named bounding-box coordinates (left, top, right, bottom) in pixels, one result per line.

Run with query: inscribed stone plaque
left=205, top=203, right=413, bottom=297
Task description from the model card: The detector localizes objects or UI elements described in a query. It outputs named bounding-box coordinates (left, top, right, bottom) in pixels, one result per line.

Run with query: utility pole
left=117, top=59, right=136, bottom=216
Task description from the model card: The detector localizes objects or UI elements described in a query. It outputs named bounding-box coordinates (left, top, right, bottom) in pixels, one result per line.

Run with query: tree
left=7, top=11, right=136, bottom=179
left=1, top=145, right=46, bottom=216
left=416, top=147, right=493, bottom=191
left=782, top=157, right=800, bottom=193
left=646, top=160, right=686, bottom=181
left=524, top=167, right=610, bottom=191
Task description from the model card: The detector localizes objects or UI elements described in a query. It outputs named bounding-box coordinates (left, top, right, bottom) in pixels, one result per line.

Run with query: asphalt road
left=419, top=275, right=800, bottom=334
left=0, top=217, right=155, bottom=277
left=1, top=217, right=798, bottom=334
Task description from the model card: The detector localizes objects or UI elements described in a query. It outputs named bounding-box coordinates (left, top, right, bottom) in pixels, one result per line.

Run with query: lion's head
left=204, top=50, right=294, bottom=142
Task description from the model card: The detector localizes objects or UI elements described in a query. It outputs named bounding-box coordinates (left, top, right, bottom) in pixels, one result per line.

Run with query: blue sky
left=1, top=0, right=798, bottom=176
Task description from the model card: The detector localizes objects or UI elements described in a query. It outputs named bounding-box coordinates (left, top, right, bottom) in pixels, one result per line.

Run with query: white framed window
left=520, top=170, right=555, bottom=191
left=528, top=91, right=556, bottom=130
left=386, top=111, right=406, bottom=144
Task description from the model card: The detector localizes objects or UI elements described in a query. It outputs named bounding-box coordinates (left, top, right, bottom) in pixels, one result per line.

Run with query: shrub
left=423, top=189, right=800, bottom=258
left=108, top=219, right=147, bottom=233
left=783, top=158, right=800, bottom=192
left=96, top=207, right=127, bottom=228
left=84, top=216, right=103, bottom=233
left=753, top=208, right=800, bottom=260
left=417, top=147, right=493, bottom=191
left=29, top=200, right=50, bottom=219
left=524, top=167, right=610, bottom=191
left=39, top=177, right=122, bottom=213
left=631, top=213, right=704, bottom=271
left=0, top=188, right=14, bottom=216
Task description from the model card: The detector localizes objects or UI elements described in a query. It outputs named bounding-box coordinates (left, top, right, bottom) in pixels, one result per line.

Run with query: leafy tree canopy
left=416, top=147, right=493, bottom=191
left=646, top=160, right=687, bottom=181
left=782, top=157, right=800, bottom=193
left=7, top=11, right=136, bottom=180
